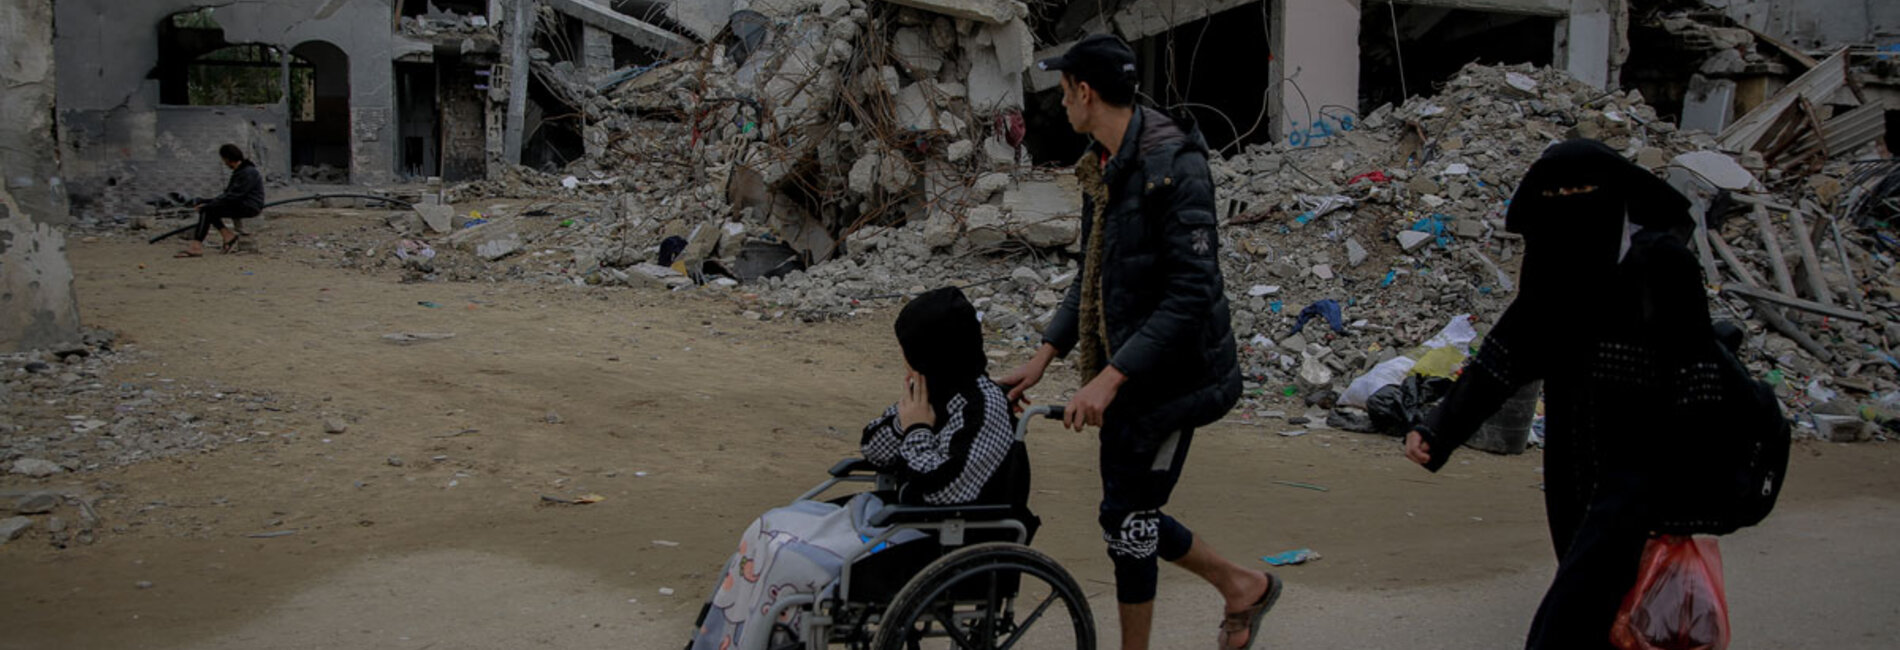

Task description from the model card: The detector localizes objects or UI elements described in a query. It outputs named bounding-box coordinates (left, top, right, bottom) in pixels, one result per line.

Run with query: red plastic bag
left=1611, top=535, right=1730, bottom=650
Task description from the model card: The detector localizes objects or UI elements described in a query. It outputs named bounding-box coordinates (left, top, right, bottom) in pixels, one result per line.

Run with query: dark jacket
left=860, top=376, right=1017, bottom=506
left=206, top=160, right=266, bottom=215
left=1043, top=106, right=1242, bottom=442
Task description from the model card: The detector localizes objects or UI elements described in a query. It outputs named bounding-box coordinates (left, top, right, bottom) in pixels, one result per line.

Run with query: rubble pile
left=1199, top=61, right=1898, bottom=431
left=1197, top=63, right=1714, bottom=408
left=528, top=0, right=1064, bottom=268
left=0, top=332, right=316, bottom=475
left=0, top=330, right=335, bottom=548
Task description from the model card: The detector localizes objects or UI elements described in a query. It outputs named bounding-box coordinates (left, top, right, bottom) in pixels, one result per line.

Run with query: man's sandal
left=220, top=233, right=244, bottom=254
left=1218, top=571, right=1282, bottom=650
left=174, top=250, right=202, bottom=258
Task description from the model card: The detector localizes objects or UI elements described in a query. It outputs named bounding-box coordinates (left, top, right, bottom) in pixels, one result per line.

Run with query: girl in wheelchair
left=689, top=287, right=1018, bottom=650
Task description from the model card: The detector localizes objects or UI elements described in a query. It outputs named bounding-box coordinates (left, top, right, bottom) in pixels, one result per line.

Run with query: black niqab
left=1506, top=139, right=1692, bottom=305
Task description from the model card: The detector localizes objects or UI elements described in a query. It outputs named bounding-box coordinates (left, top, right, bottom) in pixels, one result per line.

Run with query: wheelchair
left=723, top=405, right=1096, bottom=650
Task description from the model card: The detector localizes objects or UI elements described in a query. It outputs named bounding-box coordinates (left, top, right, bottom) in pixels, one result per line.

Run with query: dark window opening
left=291, top=41, right=351, bottom=181
left=1887, top=110, right=1900, bottom=158
left=1023, top=2, right=1275, bottom=164
left=1358, top=4, right=1557, bottom=113
left=1022, top=86, right=1092, bottom=166
left=522, top=75, right=585, bottom=172
left=154, top=9, right=309, bottom=107
left=396, top=61, right=441, bottom=179
left=1135, top=4, right=1276, bottom=155
left=401, top=0, right=488, bottom=18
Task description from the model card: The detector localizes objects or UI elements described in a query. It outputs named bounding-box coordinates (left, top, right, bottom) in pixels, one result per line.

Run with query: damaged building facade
left=53, top=0, right=510, bottom=216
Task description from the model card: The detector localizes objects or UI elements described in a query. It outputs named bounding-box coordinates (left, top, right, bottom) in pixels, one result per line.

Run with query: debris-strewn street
left=0, top=210, right=1893, bottom=650
left=7, top=0, right=1900, bottom=648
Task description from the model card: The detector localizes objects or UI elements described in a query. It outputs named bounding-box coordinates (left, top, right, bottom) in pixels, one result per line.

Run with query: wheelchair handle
left=1014, top=405, right=1065, bottom=441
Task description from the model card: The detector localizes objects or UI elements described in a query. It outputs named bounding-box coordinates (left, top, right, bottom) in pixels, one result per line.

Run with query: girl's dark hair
left=218, top=144, right=245, bottom=163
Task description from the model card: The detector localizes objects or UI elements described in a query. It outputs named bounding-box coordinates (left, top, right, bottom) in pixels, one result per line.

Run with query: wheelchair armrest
left=828, top=458, right=880, bottom=477
left=869, top=504, right=1015, bottom=527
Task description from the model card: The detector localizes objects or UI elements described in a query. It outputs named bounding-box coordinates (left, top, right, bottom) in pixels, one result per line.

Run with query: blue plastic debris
left=1262, top=548, right=1322, bottom=567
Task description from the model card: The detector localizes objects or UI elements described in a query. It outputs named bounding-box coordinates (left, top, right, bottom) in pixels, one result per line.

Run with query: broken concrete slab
left=972, top=172, right=1011, bottom=199
left=880, top=0, right=1025, bottom=24
left=415, top=205, right=455, bottom=234
left=1022, top=217, right=1079, bottom=248
left=922, top=210, right=961, bottom=249
left=0, top=516, right=29, bottom=545
left=545, top=0, right=693, bottom=58
left=1002, top=176, right=1082, bottom=221
left=1346, top=238, right=1369, bottom=267
left=1671, top=151, right=1758, bottom=191
left=1398, top=230, right=1434, bottom=251
left=848, top=153, right=881, bottom=195
left=893, top=28, right=943, bottom=76
left=660, top=0, right=734, bottom=40
left=963, top=205, right=1008, bottom=248
left=449, top=218, right=524, bottom=261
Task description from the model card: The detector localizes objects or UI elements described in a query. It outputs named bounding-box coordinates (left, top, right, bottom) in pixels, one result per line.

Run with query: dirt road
left=2, top=209, right=1895, bottom=649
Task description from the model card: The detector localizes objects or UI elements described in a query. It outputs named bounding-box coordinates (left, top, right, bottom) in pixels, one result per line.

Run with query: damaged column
left=0, top=0, right=79, bottom=352
left=1269, top=0, right=1360, bottom=144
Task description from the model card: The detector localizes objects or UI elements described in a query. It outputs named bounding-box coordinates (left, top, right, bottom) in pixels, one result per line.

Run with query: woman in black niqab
left=1403, top=139, right=1712, bottom=649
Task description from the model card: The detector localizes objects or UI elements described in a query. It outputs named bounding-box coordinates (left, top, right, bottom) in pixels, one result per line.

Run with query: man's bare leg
left=1169, top=534, right=1272, bottom=648
left=1118, top=601, right=1154, bottom=650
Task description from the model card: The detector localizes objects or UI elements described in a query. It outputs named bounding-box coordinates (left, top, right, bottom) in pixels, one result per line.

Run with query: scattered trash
left=382, top=332, right=456, bottom=344
left=540, top=494, right=606, bottom=505
left=1272, top=480, right=1329, bottom=492
left=1261, top=548, right=1322, bottom=566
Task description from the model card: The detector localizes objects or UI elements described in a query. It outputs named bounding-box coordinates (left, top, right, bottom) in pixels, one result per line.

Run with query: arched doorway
left=291, top=41, right=351, bottom=183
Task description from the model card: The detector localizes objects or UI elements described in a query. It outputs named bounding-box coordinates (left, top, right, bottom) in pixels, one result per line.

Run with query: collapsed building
left=5, top=0, right=1900, bottom=439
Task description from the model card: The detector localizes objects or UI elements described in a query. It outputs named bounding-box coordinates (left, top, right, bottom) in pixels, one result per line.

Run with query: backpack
left=1628, top=232, right=1791, bottom=535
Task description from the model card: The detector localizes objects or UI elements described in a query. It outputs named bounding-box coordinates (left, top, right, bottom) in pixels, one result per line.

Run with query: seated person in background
left=177, top=143, right=264, bottom=258
left=689, top=286, right=1016, bottom=650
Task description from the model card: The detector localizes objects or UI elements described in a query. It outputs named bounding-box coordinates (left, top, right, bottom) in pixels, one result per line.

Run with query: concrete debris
left=0, top=517, right=30, bottom=545
left=9, top=458, right=63, bottom=478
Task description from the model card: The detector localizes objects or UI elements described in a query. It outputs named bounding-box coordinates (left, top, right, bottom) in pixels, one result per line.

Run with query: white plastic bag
left=1422, top=315, right=1479, bottom=350
left=1341, top=356, right=1418, bottom=408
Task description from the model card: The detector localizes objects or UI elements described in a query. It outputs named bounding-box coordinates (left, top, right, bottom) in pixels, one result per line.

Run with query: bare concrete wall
left=1, top=0, right=81, bottom=353
left=55, top=0, right=432, bottom=216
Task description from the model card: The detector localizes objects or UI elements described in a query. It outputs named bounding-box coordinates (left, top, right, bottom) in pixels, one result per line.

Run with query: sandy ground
left=2, top=208, right=1896, bottom=650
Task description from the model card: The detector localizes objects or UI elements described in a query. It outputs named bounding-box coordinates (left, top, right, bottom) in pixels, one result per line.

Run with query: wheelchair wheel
left=872, top=542, right=1094, bottom=650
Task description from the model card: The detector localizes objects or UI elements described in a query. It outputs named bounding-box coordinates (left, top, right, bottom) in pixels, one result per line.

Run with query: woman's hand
left=899, top=372, right=934, bottom=429
left=1403, top=431, right=1432, bottom=466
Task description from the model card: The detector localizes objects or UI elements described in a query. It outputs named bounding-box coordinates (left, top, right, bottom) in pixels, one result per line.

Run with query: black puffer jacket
left=1042, top=107, right=1242, bottom=444
left=206, top=160, right=266, bottom=215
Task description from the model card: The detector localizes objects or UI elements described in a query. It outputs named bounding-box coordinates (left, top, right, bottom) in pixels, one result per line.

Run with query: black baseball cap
left=1037, top=34, right=1137, bottom=96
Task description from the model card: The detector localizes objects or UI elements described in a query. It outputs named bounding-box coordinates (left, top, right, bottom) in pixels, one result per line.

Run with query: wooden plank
left=1709, top=230, right=1764, bottom=287
left=1720, top=49, right=1851, bottom=152
left=1721, top=283, right=1877, bottom=323
left=1729, top=193, right=1798, bottom=213
left=1784, top=206, right=1834, bottom=305
left=1805, top=199, right=1868, bottom=312
left=1735, top=22, right=1820, bottom=69
left=1711, top=232, right=1835, bottom=362
left=1742, top=295, right=1836, bottom=363
left=1751, top=204, right=1799, bottom=298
